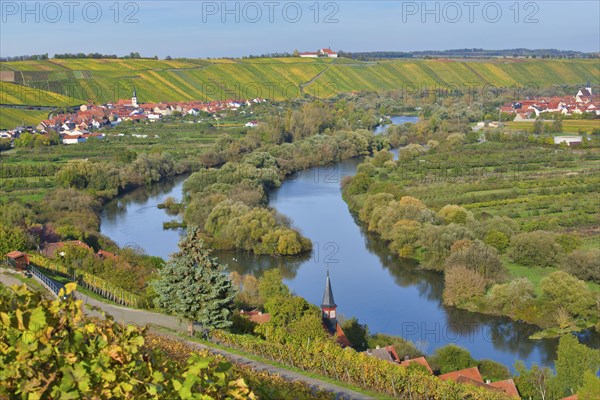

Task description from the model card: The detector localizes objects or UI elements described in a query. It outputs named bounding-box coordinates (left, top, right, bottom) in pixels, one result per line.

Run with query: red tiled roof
left=455, top=376, right=504, bottom=392
left=240, top=310, right=271, bottom=324
left=439, top=366, right=483, bottom=382
left=41, top=241, right=92, bottom=257
left=560, top=395, right=578, bottom=400
left=97, top=249, right=118, bottom=261
left=335, top=323, right=352, bottom=347
left=399, top=356, right=433, bottom=374
left=320, top=48, right=336, bottom=55
left=6, top=251, right=29, bottom=260
left=489, top=379, right=521, bottom=398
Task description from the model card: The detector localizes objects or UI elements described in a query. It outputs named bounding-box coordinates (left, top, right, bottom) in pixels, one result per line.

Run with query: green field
left=1, top=58, right=598, bottom=104
left=0, top=108, right=50, bottom=129
left=505, top=119, right=600, bottom=133
left=392, top=142, right=600, bottom=234
left=0, top=121, right=235, bottom=202
left=506, top=259, right=600, bottom=295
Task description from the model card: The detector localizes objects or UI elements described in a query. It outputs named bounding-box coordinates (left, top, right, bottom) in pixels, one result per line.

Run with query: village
left=499, top=84, right=599, bottom=120
left=0, top=90, right=266, bottom=144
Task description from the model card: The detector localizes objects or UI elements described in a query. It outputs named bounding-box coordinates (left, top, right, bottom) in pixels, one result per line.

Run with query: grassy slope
left=0, top=109, right=50, bottom=129
left=505, top=120, right=600, bottom=133
left=1, top=58, right=598, bottom=104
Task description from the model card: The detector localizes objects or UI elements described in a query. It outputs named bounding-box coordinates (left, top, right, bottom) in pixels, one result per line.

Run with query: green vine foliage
left=212, top=331, right=512, bottom=400
left=0, top=283, right=254, bottom=399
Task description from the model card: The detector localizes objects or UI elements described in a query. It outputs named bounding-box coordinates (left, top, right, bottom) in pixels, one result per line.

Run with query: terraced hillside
left=1, top=57, right=598, bottom=105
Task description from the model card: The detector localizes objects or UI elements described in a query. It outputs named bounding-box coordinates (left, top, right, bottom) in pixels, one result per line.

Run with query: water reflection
left=215, top=249, right=310, bottom=280
left=100, top=175, right=188, bottom=259
left=357, top=211, right=561, bottom=365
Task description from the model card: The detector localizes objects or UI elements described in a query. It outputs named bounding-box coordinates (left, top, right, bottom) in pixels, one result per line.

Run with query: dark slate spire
left=321, top=270, right=336, bottom=308
left=133, top=87, right=137, bottom=98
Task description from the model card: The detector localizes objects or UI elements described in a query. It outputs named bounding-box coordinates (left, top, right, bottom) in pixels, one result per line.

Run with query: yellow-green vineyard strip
left=29, top=254, right=144, bottom=308
left=212, top=331, right=511, bottom=400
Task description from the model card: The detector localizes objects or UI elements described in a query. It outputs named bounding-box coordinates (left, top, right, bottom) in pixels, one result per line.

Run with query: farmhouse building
left=300, top=48, right=338, bottom=58
left=5, top=251, right=30, bottom=270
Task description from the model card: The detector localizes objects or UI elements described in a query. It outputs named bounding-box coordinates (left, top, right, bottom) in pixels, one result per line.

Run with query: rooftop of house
left=399, top=356, right=433, bottom=374
left=489, top=379, right=521, bottom=398
left=240, top=309, right=271, bottom=325
left=364, top=346, right=400, bottom=363
left=439, top=366, right=483, bottom=382
left=6, top=251, right=29, bottom=260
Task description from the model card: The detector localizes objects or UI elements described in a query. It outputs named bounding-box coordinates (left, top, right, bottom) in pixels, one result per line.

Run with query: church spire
left=322, top=269, right=336, bottom=308
left=131, top=87, right=138, bottom=107
left=321, top=269, right=337, bottom=326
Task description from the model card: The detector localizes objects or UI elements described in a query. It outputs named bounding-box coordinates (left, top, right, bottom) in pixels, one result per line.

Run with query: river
left=101, top=116, right=583, bottom=370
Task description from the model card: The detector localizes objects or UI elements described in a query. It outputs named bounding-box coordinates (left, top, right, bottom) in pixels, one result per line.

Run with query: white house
left=62, top=135, right=86, bottom=144
left=553, top=136, right=584, bottom=146
left=299, top=48, right=338, bottom=58
left=319, top=48, right=338, bottom=58
left=299, top=52, right=319, bottom=58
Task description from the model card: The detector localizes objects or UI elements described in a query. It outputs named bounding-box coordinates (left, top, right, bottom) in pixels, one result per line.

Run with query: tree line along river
left=100, top=116, right=597, bottom=370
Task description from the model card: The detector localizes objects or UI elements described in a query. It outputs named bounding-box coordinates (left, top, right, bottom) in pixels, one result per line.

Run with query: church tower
left=321, top=270, right=337, bottom=324
left=131, top=87, right=138, bottom=107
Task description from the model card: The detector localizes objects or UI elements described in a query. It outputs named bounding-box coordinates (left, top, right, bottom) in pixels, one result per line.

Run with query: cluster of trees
left=0, top=202, right=37, bottom=256
left=184, top=152, right=309, bottom=256
left=532, top=118, right=563, bottom=134
left=184, top=129, right=385, bottom=255
left=0, top=53, right=48, bottom=61
left=340, top=49, right=596, bottom=60
left=53, top=52, right=152, bottom=59
left=254, top=100, right=380, bottom=145
left=515, top=335, right=600, bottom=399
left=14, top=132, right=60, bottom=148
left=55, top=152, right=189, bottom=197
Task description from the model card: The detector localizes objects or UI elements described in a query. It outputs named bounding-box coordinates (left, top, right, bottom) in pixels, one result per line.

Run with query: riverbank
left=340, top=130, right=600, bottom=342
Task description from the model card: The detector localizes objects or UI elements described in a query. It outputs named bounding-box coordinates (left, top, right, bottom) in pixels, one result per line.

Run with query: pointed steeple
left=321, top=270, right=336, bottom=308
left=131, top=87, right=138, bottom=107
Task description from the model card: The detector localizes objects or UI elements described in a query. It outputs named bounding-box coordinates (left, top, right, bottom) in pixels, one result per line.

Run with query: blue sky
left=1, top=1, right=599, bottom=57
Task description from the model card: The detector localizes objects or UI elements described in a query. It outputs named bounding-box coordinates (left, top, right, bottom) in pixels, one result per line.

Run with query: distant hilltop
left=1, top=48, right=598, bottom=62
left=0, top=58, right=597, bottom=110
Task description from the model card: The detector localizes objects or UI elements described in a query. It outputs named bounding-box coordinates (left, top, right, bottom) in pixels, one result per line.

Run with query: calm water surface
left=100, top=116, right=598, bottom=369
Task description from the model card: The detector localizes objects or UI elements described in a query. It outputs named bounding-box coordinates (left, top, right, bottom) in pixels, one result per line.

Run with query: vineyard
left=212, top=331, right=511, bottom=400
left=505, top=119, right=600, bottom=134
left=29, top=254, right=145, bottom=308
left=1, top=58, right=597, bottom=104
left=0, top=108, right=50, bottom=129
